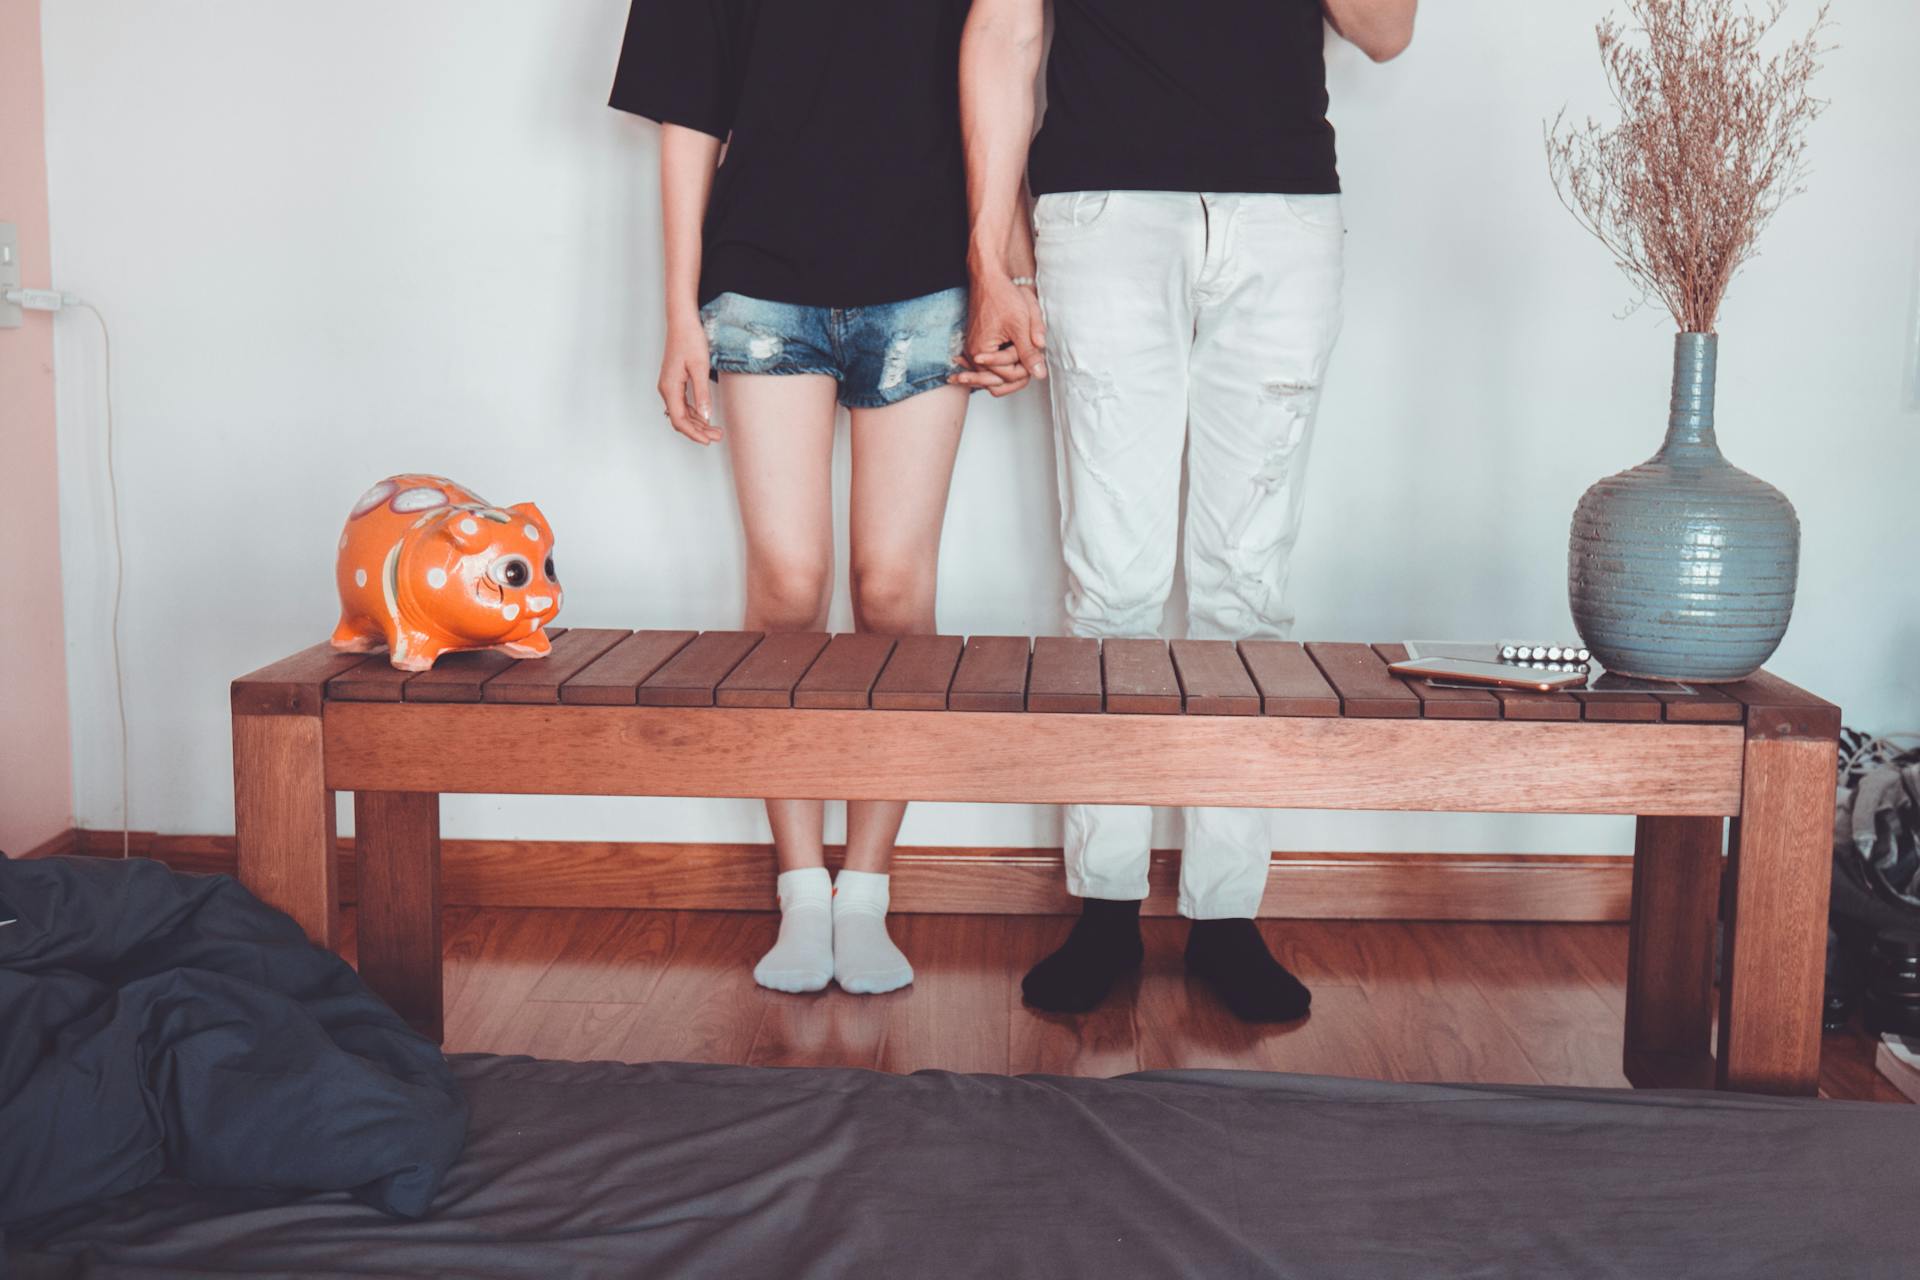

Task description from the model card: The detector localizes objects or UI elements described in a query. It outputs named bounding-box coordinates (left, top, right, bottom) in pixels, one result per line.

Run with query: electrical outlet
left=0, top=223, right=21, bottom=329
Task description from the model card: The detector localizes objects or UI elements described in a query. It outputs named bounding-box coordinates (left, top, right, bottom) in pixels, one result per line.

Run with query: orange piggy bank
left=331, top=474, right=562, bottom=671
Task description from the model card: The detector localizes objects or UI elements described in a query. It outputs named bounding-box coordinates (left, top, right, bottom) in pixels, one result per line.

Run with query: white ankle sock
left=832, top=870, right=914, bottom=995
left=754, top=867, right=833, bottom=993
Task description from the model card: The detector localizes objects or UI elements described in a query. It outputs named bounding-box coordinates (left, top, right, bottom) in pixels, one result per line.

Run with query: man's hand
left=952, top=274, right=1046, bottom=397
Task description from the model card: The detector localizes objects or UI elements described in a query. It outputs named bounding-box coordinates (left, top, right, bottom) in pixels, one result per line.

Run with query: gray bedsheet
left=9, top=1054, right=1915, bottom=1278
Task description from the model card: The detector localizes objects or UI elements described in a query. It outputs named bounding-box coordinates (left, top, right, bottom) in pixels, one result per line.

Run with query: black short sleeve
left=609, top=0, right=740, bottom=140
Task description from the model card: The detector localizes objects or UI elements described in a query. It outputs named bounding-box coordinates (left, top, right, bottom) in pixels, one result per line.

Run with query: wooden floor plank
left=418, top=907, right=1901, bottom=1102
left=527, top=909, right=678, bottom=1005
left=440, top=908, right=624, bottom=1054
left=616, top=912, right=775, bottom=1065
left=748, top=990, right=889, bottom=1071
left=873, top=915, right=1013, bottom=1074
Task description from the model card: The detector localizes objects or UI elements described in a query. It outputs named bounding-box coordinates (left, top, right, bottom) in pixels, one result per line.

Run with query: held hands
left=659, top=317, right=720, bottom=445
left=951, top=273, right=1047, bottom=398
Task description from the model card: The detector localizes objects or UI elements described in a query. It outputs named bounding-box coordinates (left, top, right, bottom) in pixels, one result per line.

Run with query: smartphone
left=1388, top=657, right=1586, bottom=693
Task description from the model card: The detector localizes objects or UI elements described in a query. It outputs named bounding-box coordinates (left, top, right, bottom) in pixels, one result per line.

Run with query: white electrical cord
left=10, top=288, right=130, bottom=858
left=73, top=301, right=131, bottom=860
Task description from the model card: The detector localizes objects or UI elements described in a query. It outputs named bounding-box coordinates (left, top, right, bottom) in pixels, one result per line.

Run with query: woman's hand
left=659, top=317, right=720, bottom=445
left=951, top=275, right=1046, bottom=398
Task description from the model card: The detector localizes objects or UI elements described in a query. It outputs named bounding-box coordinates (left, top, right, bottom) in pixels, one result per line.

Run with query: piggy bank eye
left=488, top=556, right=532, bottom=589
left=544, top=557, right=558, bottom=583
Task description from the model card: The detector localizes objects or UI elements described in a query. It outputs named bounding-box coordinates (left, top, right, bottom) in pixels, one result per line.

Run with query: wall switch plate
left=0, top=223, right=21, bottom=329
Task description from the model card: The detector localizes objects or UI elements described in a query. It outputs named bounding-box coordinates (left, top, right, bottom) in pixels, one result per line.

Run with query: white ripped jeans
left=1034, top=189, right=1345, bottom=919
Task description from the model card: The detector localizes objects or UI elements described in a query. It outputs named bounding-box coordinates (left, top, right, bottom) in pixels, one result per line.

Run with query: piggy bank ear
left=509, top=502, right=553, bottom=543
left=443, top=511, right=496, bottom=554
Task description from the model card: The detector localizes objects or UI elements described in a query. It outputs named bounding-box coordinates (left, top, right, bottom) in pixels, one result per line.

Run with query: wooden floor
left=338, top=907, right=1906, bottom=1102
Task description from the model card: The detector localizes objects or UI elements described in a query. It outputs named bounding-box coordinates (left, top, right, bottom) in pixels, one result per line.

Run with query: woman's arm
left=658, top=123, right=724, bottom=444
left=1323, top=0, right=1417, bottom=62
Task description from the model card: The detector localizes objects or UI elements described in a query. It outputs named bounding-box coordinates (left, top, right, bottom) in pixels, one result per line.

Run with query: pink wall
left=0, top=0, right=75, bottom=853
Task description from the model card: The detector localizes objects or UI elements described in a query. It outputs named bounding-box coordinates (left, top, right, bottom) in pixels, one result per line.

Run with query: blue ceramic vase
left=1568, top=333, right=1799, bottom=682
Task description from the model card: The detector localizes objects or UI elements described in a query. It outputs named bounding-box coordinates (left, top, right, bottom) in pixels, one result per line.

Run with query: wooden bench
left=232, top=630, right=1840, bottom=1095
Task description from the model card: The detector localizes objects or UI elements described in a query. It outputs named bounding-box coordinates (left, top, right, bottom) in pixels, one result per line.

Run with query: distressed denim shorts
left=700, top=287, right=968, bottom=409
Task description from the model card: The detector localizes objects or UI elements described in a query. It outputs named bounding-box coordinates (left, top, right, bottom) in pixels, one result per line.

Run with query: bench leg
left=1716, top=735, right=1836, bottom=1095
left=234, top=713, right=338, bottom=950
left=1623, top=816, right=1722, bottom=1089
left=354, top=790, right=444, bottom=1042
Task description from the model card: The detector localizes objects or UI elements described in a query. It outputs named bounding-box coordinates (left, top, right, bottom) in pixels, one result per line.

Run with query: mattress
left=9, top=1053, right=1913, bottom=1278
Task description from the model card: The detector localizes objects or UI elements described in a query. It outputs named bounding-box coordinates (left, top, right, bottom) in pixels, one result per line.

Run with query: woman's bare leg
left=723, top=371, right=840, bottom=992
left=832, top=385, right=969, bottom=995
left=844, top=385, right=969, bottom=872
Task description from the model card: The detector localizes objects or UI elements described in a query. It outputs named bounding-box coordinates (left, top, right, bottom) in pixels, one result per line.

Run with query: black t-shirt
left=610, top=0, right=972, bottom=309
left=1030, top=0, right=1339, bottom=197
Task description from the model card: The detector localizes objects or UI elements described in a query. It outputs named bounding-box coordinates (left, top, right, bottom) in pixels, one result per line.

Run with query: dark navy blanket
left=0, top=855, right=465, bottom=1232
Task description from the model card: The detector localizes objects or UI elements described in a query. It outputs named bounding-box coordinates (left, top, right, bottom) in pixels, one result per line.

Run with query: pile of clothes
left=0, top=854, right=467, bottom=1245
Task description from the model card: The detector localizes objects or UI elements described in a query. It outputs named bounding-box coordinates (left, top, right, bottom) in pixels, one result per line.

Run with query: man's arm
left=956, top=0, right=1048, bottom=392
left=1322, top=0, right=1417, bottom=62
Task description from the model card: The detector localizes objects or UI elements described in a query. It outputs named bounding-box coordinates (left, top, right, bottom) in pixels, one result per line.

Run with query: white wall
left=40, top=1, right=1920, bottom=856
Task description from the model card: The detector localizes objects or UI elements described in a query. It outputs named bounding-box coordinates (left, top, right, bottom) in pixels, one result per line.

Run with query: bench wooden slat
left=871, top=635, right=964, bottom=711
left=1169, top=640, right=1260, bottom=716
left=717, top=632, right=831, bottom=708
left=1492, top=686, right=1584, bottom=722
left=404, top=649, right=530, bottom=703
left=1305, top=643, right=1421, bottom=719
left=1027, top=637, right=1103, bottom=714
left=1574, top=686, right=1663, bottom=723
left=1373, top=644, right=1500, bottom=721
left=559, top=629, right=698, bottom=706
left=1102, top=638, right=1182, bottom=715
left=949, top=636, right=1031, bottom=712
left=794, top=634, right=896, bottom=710
left=1715, top=669, right=1840, bottom=740
left=1654, top=685, right=1746, bottom=724
left=1237, top=640, right=1340, bottom=717
left=637, top=631, right=765, bottom=707
left=401, top=630, right=570, bottom=704
left=483, top=629, right=631, bottom=704
left=328, top=655, right=417, bottom=703
left=233, top=644, right=373, bottom=716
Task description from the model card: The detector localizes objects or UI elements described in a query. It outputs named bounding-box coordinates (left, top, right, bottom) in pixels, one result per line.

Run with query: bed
left=10, top=1053, right=1912, bottom=1278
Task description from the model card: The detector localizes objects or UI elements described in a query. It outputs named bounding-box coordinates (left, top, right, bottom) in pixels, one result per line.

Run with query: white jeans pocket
left=1032, top=190, right=1113, bottom=236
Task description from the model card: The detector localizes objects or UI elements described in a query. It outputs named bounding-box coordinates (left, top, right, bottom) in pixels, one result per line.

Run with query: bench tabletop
left=231, top=631, right=1840, bottom=737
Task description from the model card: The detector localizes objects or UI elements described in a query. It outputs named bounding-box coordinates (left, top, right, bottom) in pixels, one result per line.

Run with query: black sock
left=1021, top=898, right=1144, bottom=1014
left=1185, top=919, right=1312, bottom=1023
